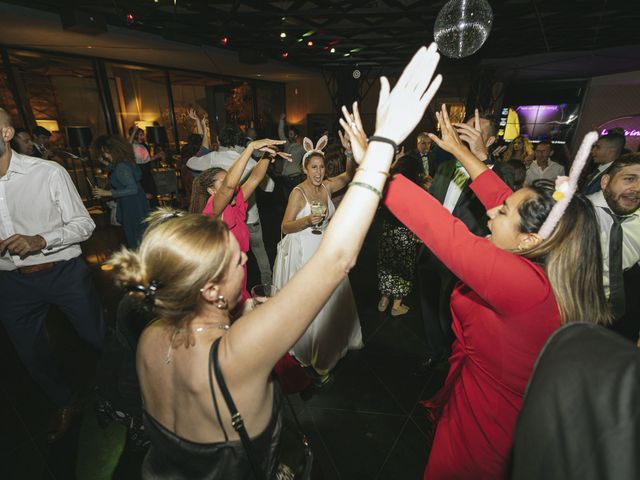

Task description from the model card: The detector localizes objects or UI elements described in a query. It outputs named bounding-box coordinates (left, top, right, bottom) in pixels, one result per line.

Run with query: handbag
left=210, top=338, right=313, bottom=480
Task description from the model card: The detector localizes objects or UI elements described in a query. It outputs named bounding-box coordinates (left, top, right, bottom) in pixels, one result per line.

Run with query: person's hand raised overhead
left=339, top=102, right=368, bottom=165
left=428, top=104, right=468, bottom=156
left=373, top=44, right=442, bottom=145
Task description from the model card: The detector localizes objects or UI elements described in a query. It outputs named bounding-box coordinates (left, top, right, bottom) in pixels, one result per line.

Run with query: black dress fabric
left=511, top=322, right=640, bottom=480
left=141, top=360, right=283, bottom=479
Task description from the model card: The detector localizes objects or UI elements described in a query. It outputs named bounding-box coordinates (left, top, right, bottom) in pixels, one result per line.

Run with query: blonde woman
left=502, top=135, right=534, bottom=166
left=108, top=45, right=443, bottom=479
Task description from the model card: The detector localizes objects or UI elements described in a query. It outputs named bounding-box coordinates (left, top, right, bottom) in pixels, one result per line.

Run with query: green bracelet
left=348, top=181, right=383, bottom=198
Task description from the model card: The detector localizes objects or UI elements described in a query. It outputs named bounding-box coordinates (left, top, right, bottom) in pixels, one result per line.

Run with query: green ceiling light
left=350, top=48, right=363, bottom=53
left=302, top=30, right=315, bottom=38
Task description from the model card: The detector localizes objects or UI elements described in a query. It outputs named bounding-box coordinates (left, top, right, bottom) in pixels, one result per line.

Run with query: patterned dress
left=377, top=210, right=421, bottom=299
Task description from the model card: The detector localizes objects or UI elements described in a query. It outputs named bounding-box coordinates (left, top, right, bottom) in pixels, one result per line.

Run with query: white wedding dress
left=272, top=185, right=363, bottom=375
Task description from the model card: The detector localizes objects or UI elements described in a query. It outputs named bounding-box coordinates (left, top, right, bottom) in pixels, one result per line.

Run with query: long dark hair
left=188, top=167, right=226, bottom=214
left=518, top=180, right=611, bottom=325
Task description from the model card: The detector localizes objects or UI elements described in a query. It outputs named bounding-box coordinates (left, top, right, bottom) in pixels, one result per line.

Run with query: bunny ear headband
left=537, top=131, right=598, bottom=239
left=302, top=135, right=329, bottom=162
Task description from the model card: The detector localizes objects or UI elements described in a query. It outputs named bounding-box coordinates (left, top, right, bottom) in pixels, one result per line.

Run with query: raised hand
left=428, top=104, right=468, bottom=156
left=338, top=129, right=351, bottom=152
left=250, top=138, right=286, bottom=151
left=187, top=108, right=199, bottom=120
left=454, top=109, right=489, bottom=161
left=339, top=102, right=367, bottom=164
left=260, top=147, right=293, bottom=162
left=373, top=43, right=442, bottom=145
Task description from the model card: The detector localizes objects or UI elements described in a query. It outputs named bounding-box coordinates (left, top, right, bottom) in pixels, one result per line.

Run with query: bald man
left=0, top=109, right=104, bottom=442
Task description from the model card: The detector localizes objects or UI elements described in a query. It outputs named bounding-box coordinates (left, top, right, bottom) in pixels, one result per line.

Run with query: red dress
left=384, top=170, right=561, bottom=479
left=202, top=188, right=250, bottom=301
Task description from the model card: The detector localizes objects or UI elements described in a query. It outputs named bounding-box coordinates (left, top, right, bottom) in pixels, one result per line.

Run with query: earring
left=215, top=295, right=228, bottom=310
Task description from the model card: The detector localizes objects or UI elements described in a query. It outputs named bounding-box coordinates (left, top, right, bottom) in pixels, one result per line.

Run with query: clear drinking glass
left=310, top=201, right=328, bottom=235
left=250, top=284, right=278, bottom=306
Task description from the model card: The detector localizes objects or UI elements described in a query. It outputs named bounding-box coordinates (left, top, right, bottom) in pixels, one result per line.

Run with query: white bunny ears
left=302, top=135, right=328, bottom=163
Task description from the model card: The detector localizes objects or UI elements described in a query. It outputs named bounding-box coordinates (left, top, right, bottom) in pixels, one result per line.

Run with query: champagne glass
left=310, top=201, right=327, bottom=235
left=251, top=284, right=278, bottom=306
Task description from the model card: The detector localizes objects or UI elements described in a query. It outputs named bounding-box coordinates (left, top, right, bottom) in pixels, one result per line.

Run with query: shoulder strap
left=210, top=338, right=265, bottom=480
left=208, top=341, right=229, bottom=442
left=294, top=185, right=309, bottom=204
left=321, top=182, right=331, bottom=201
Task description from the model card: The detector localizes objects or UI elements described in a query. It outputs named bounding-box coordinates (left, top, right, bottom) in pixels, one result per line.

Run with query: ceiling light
left=306, top=40, right=314, bottom=47
left=302, top=30, right=315, bottom=38
left=126, top=12, right=135, bottom=23
left=281, top=51, right=289, bottom=59
left=330, top=47, right=336, bottom=53
left=280, top=32, right=286, bottom=38
left=344, top=53, right=350, bottom=57
left=220, top=36, right=228, bottom=46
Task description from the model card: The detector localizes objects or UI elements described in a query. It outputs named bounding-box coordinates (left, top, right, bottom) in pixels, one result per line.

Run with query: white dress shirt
left=186, top=148, right=275, bottom=224
left=588, top=190, right=640, bottom=298
left=0, top=151, right=95, bottom=271
left=525, top=160, right=565, bottom=185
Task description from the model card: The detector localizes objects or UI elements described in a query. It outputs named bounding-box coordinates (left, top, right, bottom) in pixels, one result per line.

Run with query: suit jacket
left=582, top=164, right=612, bottom=195
left=429, top=159, right=490, bottom=237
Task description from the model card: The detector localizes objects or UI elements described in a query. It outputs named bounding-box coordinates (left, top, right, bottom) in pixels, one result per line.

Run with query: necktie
left=604, top=208, right=625, bottom=319
left=452, top=162, right=469, bottom=190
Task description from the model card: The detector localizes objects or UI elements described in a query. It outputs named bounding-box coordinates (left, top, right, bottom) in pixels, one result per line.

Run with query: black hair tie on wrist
left=368, top=136, right=398, bottom=152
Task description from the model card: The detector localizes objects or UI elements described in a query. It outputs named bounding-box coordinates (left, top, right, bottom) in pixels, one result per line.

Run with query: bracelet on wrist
left=348, top=181, right=383, bottom=199
left=368, top=136, right=398, bottom=152
left=355, top=167, right=389, bottom=178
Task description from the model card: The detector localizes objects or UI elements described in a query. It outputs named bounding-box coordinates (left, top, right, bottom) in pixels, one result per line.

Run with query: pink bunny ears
left=537, top=131, right=598, bottom=239
left=302, top=135, right=328, bottom=162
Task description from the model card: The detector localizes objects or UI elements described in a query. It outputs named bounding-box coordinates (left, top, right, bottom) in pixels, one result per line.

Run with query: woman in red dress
left=344, top=105, right=612, bottom=479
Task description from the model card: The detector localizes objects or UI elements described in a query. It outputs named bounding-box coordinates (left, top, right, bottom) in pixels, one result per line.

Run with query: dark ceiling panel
left=2, top=0, right=640, bottom=73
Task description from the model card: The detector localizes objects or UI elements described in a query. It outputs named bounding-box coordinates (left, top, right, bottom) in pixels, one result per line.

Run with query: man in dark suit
left=582, top=132, right=625, bottom=195
left=415, top=110, right=497, bottom=371
left=407, top=132, right=439, bottom=177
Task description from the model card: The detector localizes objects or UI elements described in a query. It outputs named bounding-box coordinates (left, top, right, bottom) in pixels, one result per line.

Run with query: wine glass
left=310, top=202, right=328, bottom=235
left=251, top=284, right=278, bottom=307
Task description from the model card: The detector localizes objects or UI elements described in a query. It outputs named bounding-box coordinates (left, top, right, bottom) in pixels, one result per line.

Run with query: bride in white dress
left=273, top=136, right=363, bottom=380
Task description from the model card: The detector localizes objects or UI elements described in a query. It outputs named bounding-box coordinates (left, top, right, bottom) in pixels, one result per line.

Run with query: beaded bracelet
left=355, top=167, right=390, bottom=178
left=348, top=181, right=383, bottom=198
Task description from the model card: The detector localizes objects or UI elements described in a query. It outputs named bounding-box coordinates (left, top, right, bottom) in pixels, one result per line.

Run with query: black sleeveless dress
left=141, top=340, right=282, bottom=479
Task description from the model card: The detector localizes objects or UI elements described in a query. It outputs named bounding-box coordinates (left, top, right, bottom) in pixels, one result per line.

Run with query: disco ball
left=434, top=0, right=493, bottom=59
left=352, top=69, right=361, bottom=79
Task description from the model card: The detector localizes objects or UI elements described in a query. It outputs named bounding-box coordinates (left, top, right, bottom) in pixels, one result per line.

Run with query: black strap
left=210, top=338, right=265, bottom=480
left=368, top=135, right=398, bottom=152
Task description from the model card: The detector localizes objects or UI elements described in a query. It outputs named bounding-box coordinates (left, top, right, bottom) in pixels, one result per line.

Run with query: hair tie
left=128, top=279, right=164, bottom=304
left=538, top=132, right=598, bottom=239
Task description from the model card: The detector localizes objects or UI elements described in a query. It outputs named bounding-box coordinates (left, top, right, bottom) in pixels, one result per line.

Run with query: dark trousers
left=415, top=246, right=455, bottom=362
left=0, top=257, right=105, bottom=406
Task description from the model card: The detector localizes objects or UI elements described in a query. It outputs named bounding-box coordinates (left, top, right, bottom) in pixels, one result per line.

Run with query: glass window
left=255, top=82, right=285, bottom=137
left=106, top=63, right=175, bottom=147
left=8, top=49, right=107, bottom=148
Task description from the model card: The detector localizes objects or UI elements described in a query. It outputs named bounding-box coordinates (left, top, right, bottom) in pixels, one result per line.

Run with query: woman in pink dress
left=189, top=139, right=287, bottom=301
left=343, top=105, right=612, bottom=479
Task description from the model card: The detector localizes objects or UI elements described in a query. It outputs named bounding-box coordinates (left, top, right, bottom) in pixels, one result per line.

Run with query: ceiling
left=3, top=0, right=640, bottom=76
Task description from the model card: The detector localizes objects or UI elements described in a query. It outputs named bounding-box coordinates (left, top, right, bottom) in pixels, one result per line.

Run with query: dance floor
left=0, top=189, right=447, bottom=479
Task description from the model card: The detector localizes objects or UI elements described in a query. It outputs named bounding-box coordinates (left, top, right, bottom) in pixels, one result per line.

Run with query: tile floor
left=0, top=190, right=447, bottom=480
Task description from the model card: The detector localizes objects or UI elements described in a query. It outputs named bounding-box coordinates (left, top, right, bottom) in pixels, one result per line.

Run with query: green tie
left=452, top=164, right=469, bottom=189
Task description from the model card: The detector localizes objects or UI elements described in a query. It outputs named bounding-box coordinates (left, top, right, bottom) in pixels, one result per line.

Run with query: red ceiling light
left=281, top=51, right=289, bottom=59
left=306, top=40, right=314, bottom=47
left=126, top=12, right=135, bottom=24
left=220, top=36, right=229, bottom=46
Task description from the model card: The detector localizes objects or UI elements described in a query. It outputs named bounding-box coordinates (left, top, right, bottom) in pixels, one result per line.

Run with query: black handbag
left=210, top=339, right=313, bottom=480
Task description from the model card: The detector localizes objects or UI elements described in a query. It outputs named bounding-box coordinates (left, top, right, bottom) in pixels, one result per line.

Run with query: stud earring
left=215, top=295, right=228, bottom=310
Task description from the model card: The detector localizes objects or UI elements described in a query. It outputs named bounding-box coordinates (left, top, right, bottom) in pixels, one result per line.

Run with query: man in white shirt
left=588, top=153, right=640, bottom=341
left=582, top=132, right=625, bottom=195
left=0, top=109, right=104, bottom=442
left=525, top=141, right=565, bottom=186
left=187, top=144, right=275, bottom=284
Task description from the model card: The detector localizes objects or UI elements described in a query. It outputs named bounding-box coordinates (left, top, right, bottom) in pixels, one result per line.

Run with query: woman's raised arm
left=221, top=44, right=443, bottom=380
